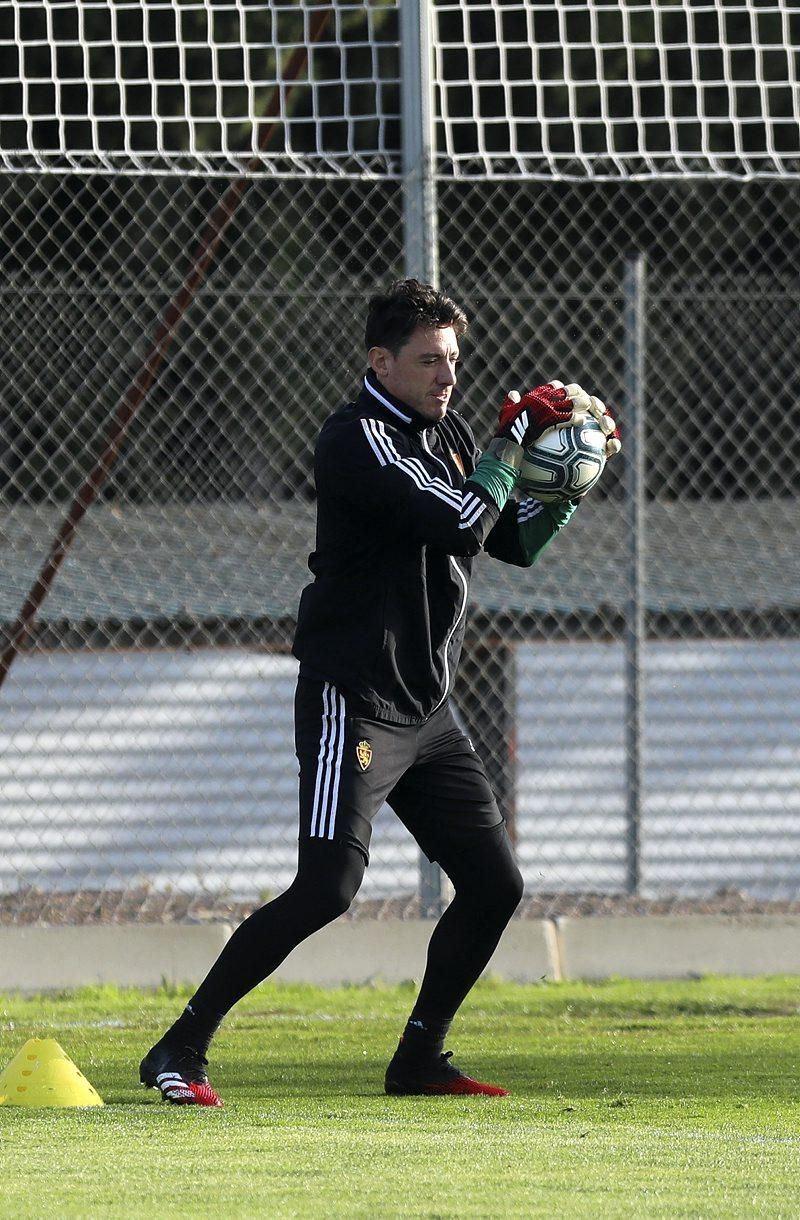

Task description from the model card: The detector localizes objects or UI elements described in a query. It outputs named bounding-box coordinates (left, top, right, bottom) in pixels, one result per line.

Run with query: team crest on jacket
left=450, top=449, right=465, bottom=477
left=356, top=740, right=373, bottom=771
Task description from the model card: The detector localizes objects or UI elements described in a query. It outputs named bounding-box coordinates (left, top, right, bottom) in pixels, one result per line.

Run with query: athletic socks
left=160, top=1001, right=224, bottom=1059
left=396, top=1013, right=453, bottom=1062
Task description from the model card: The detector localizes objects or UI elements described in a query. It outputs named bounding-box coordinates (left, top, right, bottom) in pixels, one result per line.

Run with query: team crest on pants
left=356, top=740, right=373, bottom=771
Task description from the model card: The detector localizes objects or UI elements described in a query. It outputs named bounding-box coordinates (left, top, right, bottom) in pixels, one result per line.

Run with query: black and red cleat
left=384, top=1049, right=508, bottom=1097
left=139, top=1040, right=223, bottom=1107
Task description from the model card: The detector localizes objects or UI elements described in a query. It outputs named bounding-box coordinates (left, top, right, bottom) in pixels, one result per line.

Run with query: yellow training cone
left=0, top=1038, right=104, bottom=1107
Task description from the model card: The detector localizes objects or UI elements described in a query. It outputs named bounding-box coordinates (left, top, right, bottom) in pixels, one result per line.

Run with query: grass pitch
left=1, top=976, right=800, bottom=1218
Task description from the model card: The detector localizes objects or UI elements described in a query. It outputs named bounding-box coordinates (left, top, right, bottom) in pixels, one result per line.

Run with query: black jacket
left=293, top=374, right=567, bottom=724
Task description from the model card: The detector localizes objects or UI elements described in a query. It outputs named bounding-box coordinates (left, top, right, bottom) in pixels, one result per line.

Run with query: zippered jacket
left=292, top=373, right=575, bottom=724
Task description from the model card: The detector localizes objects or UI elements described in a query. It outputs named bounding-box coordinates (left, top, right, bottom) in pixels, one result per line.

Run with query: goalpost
left=2, top=2, right=799, bottom=922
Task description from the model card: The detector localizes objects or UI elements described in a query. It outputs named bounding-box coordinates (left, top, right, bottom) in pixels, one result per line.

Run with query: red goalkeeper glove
left=494, top=382, right=579, bottom=448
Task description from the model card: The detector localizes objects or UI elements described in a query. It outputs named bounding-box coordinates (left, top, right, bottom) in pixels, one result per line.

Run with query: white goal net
left=1, top=0, right=401, bottom=175
left=434, top=1, right=800, bottom=178
left=2, top=1, right=798, bottom=178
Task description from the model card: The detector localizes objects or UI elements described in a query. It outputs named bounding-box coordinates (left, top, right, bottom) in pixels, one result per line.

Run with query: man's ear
left=368, top=345, right=392, bottom=379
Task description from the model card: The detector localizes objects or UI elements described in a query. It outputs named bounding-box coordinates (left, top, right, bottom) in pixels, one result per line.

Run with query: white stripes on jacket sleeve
left=309, top=682, right=346, bottom=840
left=517, top=497, right=545, bottom=524
left=360, top=417, right=487, bottom=530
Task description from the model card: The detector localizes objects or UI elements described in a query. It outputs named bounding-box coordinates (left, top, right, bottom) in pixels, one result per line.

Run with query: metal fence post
left=401, top=0, right=439, bottom=288
left=401, top=0, right=444, bottom=916
left=623, top=253, right=646, bottom=895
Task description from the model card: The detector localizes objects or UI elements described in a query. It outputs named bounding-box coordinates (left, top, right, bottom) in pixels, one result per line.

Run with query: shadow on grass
left=195, top=1040, right=800, bottom=1104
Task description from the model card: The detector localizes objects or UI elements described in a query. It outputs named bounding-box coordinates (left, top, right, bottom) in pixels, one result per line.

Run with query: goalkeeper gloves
left=483, top=381, right=580, bottom=472
left=473, top=379, right=620, bottom=511
left=469, top=381, right=577, bottom=506
left=563, top=382, right=622, bottom=458
left=494, top=382, right=579, bottom=447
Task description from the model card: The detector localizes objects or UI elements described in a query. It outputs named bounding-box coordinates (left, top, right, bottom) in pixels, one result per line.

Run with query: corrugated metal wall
left=516, top=641, right=800, bottom=899
left=2, top=643, right=798, bottom=903
left=0, top=650, right=419, bottom=901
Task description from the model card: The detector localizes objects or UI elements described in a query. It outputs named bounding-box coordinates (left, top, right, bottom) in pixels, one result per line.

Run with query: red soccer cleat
left=384, top=1049, right=508, bottom=1097
left=139, top=1040, right=223, bottom=1107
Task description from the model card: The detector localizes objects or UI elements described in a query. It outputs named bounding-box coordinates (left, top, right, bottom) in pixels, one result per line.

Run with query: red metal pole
left=0, top=6, right=332, bottom=689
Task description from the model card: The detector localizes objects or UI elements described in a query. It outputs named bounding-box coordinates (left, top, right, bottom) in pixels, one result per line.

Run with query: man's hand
left=494, top=381, right=580, bottom=448
left=563, top=382, right=622, bottom=458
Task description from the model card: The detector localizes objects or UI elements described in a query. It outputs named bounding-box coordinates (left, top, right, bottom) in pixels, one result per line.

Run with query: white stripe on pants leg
left=310, top=682, right=345, bottom=839
left=324, top=690, right=346, bottom=839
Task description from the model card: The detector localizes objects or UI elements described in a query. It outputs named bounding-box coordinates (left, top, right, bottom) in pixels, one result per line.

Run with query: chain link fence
left=2, top=3, right=800, bottom=923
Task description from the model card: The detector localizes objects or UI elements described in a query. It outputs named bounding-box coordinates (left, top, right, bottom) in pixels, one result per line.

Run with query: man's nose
left=439, top=362, right=457, bottom=386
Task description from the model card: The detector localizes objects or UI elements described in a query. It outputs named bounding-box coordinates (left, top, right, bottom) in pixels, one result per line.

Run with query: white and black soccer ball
left=518, top=417, right=607, bottom=503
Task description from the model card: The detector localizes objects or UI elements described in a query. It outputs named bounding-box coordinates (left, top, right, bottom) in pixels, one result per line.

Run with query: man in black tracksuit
left=140, top=279, right=620, bottom=1105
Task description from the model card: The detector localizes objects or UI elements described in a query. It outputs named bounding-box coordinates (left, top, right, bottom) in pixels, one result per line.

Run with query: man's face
left=368, top=325, right=459, bottom=422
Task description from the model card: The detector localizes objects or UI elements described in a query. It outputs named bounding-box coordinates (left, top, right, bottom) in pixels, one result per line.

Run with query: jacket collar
left=361, top=371, right=433, bottom=432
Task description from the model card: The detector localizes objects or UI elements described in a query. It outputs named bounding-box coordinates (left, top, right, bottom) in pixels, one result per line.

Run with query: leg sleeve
left=189, top=839, right=366, bottom=1017
left=411, top=822, right=524, bottom=1021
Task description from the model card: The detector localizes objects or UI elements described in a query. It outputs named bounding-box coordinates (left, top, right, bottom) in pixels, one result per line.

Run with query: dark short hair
left=365, top=279, right=468, bottom=354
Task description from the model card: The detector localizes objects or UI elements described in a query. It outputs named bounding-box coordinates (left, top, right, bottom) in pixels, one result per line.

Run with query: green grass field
left=1, top=976, right=800, bottom=1218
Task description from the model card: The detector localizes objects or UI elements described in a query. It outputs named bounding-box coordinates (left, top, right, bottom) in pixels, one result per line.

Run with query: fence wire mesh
left=2, top=2, right=800, bottom=924
left=3, top=173, right=799, bottom=922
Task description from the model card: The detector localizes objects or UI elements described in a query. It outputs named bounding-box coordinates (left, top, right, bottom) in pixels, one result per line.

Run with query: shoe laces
left=173, top=1045, right=209, bottom=1081
left=437, top=1051, right=462, bottom=1077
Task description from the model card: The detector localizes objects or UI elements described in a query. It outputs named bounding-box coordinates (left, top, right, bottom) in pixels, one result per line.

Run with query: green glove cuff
left=545, top=499, right=579, bottom=527
left=467, top=444, right=521, bottom=509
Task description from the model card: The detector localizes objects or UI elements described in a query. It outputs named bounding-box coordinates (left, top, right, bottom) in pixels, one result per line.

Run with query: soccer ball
left=518, top=417, right=607, bottom=503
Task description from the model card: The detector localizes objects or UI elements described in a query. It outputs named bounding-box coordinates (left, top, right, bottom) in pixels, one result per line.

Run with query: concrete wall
left=3, top=916, right=800, bottom=992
